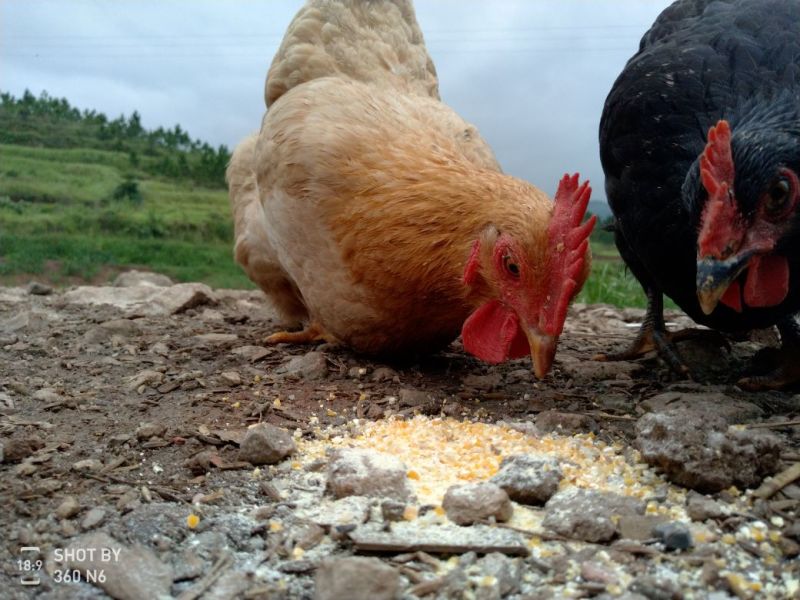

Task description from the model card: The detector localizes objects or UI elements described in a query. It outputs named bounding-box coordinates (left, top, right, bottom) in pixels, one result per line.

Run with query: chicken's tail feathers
left=265, top=0, right=439, bottom=107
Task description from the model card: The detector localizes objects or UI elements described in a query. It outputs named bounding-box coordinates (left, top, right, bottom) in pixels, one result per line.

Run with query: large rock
left=641, top=392, right=763, bottom=424
left=326, top=448, right=412, bottom=501
left=635, top=408, right=782, bottom=493
left=314, top=557, right=399, bottom=600
left=275, top=351, right=328, bottom=379
left=238, top=423, right=296, bottom=465
left=442, top=482, right=513, bottom=525
left=61, top=283, right=215, bottom=316
left=56, top=532, right=173, bottom=600
left=543, top=488, right=645, bottom=543
left=490, top=454, right=562, bottom=505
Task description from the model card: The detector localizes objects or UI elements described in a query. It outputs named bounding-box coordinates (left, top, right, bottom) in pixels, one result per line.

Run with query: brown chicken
left=228, top=0, right=595, bottom=378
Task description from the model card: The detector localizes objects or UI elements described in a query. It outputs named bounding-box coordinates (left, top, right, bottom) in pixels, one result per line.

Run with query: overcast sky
left=1, top=0, right=674, bottom=203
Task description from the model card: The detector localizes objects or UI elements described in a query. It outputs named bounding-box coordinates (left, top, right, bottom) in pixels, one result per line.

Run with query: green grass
left=0, top=143, right=253, bottom=288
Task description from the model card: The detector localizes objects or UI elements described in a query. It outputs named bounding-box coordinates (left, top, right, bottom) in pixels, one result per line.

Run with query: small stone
left=629, top=576, right=682, bottom=600
left=193, top=333, right=238, bottom=345
left=220, top=371, right=242, bottom=386
left=462, top=372, right=503, bottom=391
left=686, top=491, right=725, bottom=521
left=299, top=496, right=372, bottom=528
left=275, top=351, right=328, bottom=379
left=371, top=367, right=398, bottom=382
left=230, top=345, right=271, bottom=362
left=125, top=369, right=164, bottom=392
left=238, top=423, right=296, bottom=465
left=543, top=488, right=645, bottom=543
left=653, top=522, right=693, bottom=551
left=381, top=500, right=407, bottom=523
left=490, top=454, right=562, bottom=505
left=27, top=281, right=53, bottom=295
left=535, top=411, right=599, bottom=434
left=477, top=552, right=522, bottom=596
left=55, top=496, right=81, bottom=520
left=442, top=482, right=513, bottom=525
left=294, top=522, right=326, bottom=550
left=72, top=459, right=103, bottom=473
left=617, top=515, right=668, bottom=541
left=314, top=556, right=399, bottom=600
left=580, top=561, right=618, bottom=585
left=327, top=448, right=413, bottom=501
left=113, top=270, right=174, bottom=287
left=81, top=507, right=107, bottom=530
left=135, top=422, right=167, bottom=441
left=398, top=388, right=431, bottom=408
left=150, top=342, right=170, bottom=356
left=33, top=388, right=62, bottom=403
left=1, top=436, right=44, bottom=463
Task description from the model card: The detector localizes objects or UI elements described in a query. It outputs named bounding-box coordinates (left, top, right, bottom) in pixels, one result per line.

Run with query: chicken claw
left=593, top=288, right=729, bottom=376
left=265, top=322, right=335, bottom=345
left=737, top=318, right=800, bottom=390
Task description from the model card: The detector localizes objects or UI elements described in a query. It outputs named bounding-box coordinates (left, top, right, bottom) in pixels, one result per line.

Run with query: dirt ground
left=1, top=274, right=798, bottom=599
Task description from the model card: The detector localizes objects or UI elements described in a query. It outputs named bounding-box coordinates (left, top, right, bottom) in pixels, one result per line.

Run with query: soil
left=1, top=276, right=798, bottom=599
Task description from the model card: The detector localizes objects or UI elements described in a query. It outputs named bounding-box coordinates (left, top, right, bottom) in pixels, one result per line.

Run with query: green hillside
left=0, top=90, right=251, bottom=288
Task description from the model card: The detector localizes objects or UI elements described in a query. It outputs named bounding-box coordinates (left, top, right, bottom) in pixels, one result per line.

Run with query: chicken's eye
left=503, top=255, right=520, bottom=278
left=763, top=178, right=791, bottom=219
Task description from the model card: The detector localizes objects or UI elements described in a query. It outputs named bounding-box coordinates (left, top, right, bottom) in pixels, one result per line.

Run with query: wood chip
left=753, top=462, right=800, bottom=499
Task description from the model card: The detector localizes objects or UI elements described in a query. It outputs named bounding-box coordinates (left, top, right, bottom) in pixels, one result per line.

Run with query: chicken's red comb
left=540, top=173, right=595, bottom=335
left=698, top=120, right=743, bottom=258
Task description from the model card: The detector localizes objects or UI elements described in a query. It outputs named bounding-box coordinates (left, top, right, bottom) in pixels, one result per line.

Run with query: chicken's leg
left=593, top=287, right=728, bottom=375
left=738, top=316, right=800, bottom=390
left=265, top=322, right=335, bottom=345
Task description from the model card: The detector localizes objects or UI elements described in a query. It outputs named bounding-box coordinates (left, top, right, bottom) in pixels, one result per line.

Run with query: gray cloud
left=0, top=0, right=673, bottom=200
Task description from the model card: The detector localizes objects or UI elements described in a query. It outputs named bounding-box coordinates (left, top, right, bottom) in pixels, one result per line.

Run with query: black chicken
left=598, top=0, right=800, bottom=389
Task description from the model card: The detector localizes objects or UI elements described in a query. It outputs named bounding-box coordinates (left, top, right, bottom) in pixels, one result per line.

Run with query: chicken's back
left=266, top=0, right=438, bottom=107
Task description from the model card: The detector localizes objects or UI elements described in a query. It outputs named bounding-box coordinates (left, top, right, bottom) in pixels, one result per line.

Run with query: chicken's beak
left=696, top=251, right=752, bottom=315
left=526, top=328, right=557, bottom=379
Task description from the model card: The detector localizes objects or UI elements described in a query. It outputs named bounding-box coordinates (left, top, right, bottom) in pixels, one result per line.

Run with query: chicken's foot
left=593, top=289, right=728, bottom=376
left=265, top=322, right=335, bottom=345
left=738, top=317, right=800, bottom=390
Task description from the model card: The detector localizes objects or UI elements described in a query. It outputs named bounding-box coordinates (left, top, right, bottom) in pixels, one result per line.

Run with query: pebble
left=81, top=507, right=107, bottom=530
left=275, top=351, right=329, bottom=379
left=220, top=370, right=242, bottom=386
left=653, top=522, right=694, bottom=551
left=1, top=436, right=44, bottom=463
left=326, top=448, right=413, bottom=501
left=490, top=453, right=563, bottom=505
left=299, top=496, right=372, bottom=528
left=55, top=496, right=81, bottom=520
left=33, top=388, right=62, bottom=403
left=113, top=270, right=174, bottom=287
left=617, top=515, right=668, bottom=541
left=477, top=552, right=522, bottom=596
left=381, top=500, right=408, bottom=523
left=462, top=372, right=503, bottom=391
left=315, top=557, right=400, bottom=600
left=237, top=423, right=296, bottom=465
left=371, top=367, right=399, bottom=382
left=230, top=345, right=271, bottom=362
left=27, top=281, right=53, bottom=295
left=73, top=458, right=104, bottom=473
left=686, top=491, right=725, bottom=521
left=543, top=488, right=645, bottom=543
left=442, top=482, right=513, bottom=525
left=135, top=422, right=167, bottom=440
left=193, top=333, right=239, bottom=345
left=535, top=411, right=599, bottom=434
left=125, top=369, right=165, bottom=391
left=635, top=408, right=782, bottom=493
